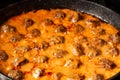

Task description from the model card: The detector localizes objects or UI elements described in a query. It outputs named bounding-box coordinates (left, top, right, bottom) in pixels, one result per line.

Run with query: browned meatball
left=98, top=58, right=116, bottom=70
left=8, top=70, right=23, bottom=80
left=67, top=74, right=85, bottom=80
left=69, top=12, right=83, bottom=23
left=92, top=38, right=106, bottom=47
left=30, top=29, right=41, bottom=37
left=14, top=46, right=31, bottom=54
left=0, top=50, right=8, bottom=61
left=85, top=47, right=101, bottom=58
left=71, top=44, right=84, bottom=56
left=1, top=24, right=16, bottom=33
left=39, top=41, right=49, bottom=50
left=53, top=49, right=67, bottom=58
left=32, top=68, right=44, bottom=78
left=9, top=34, right=24, bottom=43
left=108, top=32, right=120, bottom=44
left=34, top=55, right=49, bottom=63
left=53, top=11, right=66, bottom=19
left=91, top=74, right=104, bottom=80
left=13, top=57, right=28, bottom=67
left=54, top=25, right=67, bottom=33
left=105, top=47, right=119, bottom=57
left=85, top=19, right=100, bottom=28
left=99, top=29, right=106, bottom=35
left=34, top=44, right=40, bottom=50
left=23, top=18, right=34, bottom=27
left=42, top=19, right=53, bottom=26
left=51, top=72, right=62, bottom=80
left=50, top=36, right=65, bottom=45
left=74, top=24, right=85, bottom=33
left=64, top=58, right=81, bottom=69
left=75, top=36, right=88, bottom=43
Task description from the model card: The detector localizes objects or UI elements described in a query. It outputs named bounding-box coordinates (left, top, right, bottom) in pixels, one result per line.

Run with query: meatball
left=34, top=44, right=40, bottom=50
left=29, top=29, right=41, bottom=37
left=71, top=44, right=84, bottom=56
left=9, top=34, right=24, bottom=43
left=98, top=58, right=116, bottom=70
left=53, top=11, right=66, bottom=19
left=13, top=57, right=28, bottom=67
left=91, top=74, right=104, bottom=80
left=54, top=25, right=67, bottom=33
left=85, top=47, right=101, bottom=58
left=14, top=46, right=31, bottom=53
left=64, top=58, right=81, bottom=69
left=92, top=38, right=106, bottom=47
left=108, top=32, right=120, bottom=44
left=99, top=29, right=106, bottom=35
left=33, top=41, right=49, bottom=51
left=69, top=12, right=83, bottom=23
left=67, top=74, right=85, bottom=80
left=105, top=47, right=119, bottom=57
left=39, top=41, right=49, bottom=50
left=23, top=18, right=34, bottom=27
left=0, top=24, right=16, bottom=33
left=50, top=36, right=65, bottom=45
left=51, top=72, right=62, bottom=80
left=0, top=50, right=8, bottom=61
left=74, top=36, right=88, bottom=44
left=85, top=19, right=100, bottom=28
left=34, top=55, right=49, bottom=63
left=32, top=68, right=44, bottom=78
left=74, top=24, right=85, bottom=33
left=53, top=49, right=67, bottom=58
left=8, top=70, right=23, bottom=80
left=42, top=19, right=53, bottom=26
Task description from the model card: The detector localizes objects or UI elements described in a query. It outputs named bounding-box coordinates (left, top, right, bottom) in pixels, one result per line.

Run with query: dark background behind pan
left=0, top=0, right=120, bottom=80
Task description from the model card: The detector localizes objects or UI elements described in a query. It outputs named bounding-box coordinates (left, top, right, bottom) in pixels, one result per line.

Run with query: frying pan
left=0, top=0, right=120, bottom=80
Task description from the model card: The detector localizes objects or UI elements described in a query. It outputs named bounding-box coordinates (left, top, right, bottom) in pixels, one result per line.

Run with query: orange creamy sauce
left=0, top=9, right=120, bottom=80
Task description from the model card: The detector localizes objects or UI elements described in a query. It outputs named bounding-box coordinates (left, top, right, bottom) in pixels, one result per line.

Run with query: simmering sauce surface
left=0, top=9, right=120, bottom=80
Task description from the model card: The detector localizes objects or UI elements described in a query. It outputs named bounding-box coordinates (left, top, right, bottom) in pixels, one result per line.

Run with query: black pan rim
left=0, top=0, right=120, bottom=80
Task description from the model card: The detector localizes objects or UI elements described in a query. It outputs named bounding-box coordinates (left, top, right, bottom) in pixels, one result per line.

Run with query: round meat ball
left=39, top=41, right=49, bottom=50
left=50, top=36, right=65, bottom=45
left=91, top=74, right=104, bottom=80
left=8, top=70, right=23, bottom=80
left=23, top=18, right=34, bottom=27
left=51, top=72, right=62, bottom=80
left=32, top=68, right=44, bottom=78
left=9, top=34, right=24, bottom=43
left=85, top=19, right=100, bottom=28
left=42, top=19, right=53, bottom=26
left=0, top=50, right=8, bottom=61
left=98, top=58, right=116, bottom=70
left=1, top=24, right=16, bottom=33
left=54, top=25, right=67, bottom=33
left=29, top=29, right=41, bottom=38
left=53, top=11, right=66, bottom=19
left=69, top=12, right=83, bottom=23
left=53, top=49, right=67, bottom=58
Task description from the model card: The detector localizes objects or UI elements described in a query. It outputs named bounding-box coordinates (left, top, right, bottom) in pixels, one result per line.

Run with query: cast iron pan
left=0, top=0, right=120, bottom=80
